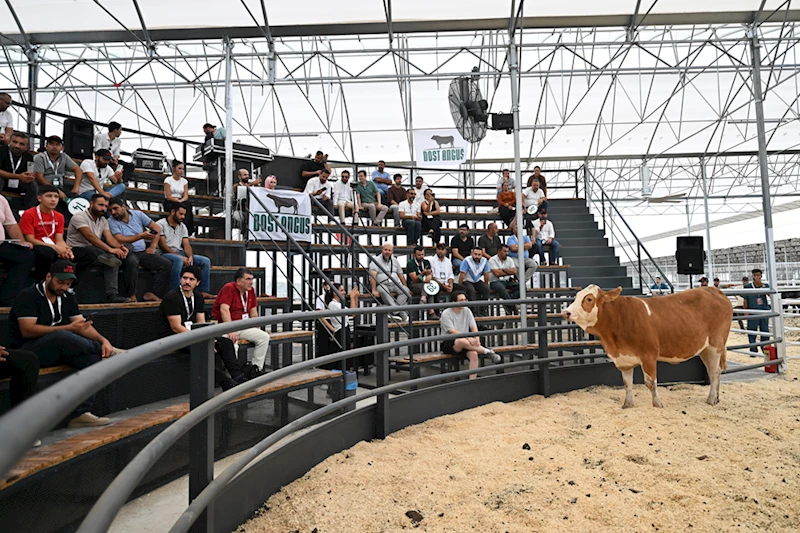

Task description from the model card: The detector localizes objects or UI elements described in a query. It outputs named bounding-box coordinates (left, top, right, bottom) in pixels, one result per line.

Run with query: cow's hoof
left=706, top=396, right=719, bottom=406
left=622, top=401, right=634, bottom=409
left=652, top=400, right=663, bottom=408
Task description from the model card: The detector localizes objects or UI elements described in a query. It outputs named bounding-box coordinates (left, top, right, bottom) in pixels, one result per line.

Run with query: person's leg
left=22, top=180, right=38, bottom=209
left=215, top=336, right=244, bottom=380
left=549, top=239, right=560, bottom=264
left=402, top=219, right=413, bottom=242
left=375, top=204, right=388, bottom=224
left=79, top=190, right=96, bottom=200
left=535, top=239, right=546, bottom=264
left=162, top=253, right=185, bottom=290
left=523, top=258, right=538, bottom=282
left=490, top=280, right=511, bottom=300
left=119, top=252, right=139, bottom=298
left=759, top=318, right=770, bottom=348
left=238, top=327, right=271, bottom=370
left=0, top=242, right=35, bottom=305
left=452, top=258, right=462, bottom=272
left=184, top=201, right=195, bottom=235
left=476, top=280, right=490, bottom=316
left=31, top=245, right=57, bottom=281
left=336, top=202, right=347, bottom=224
left=394, top=284, right=410, bottom=320
left=746, top=318, right=758, bottom=353
left=390, top=205, right=400, bottom=225
left=192, top=254, right=212, bottom=294
left=431, top=217, right=441, bottom=245
left=377, top=284, right=406, bottom=320
left=106, top=183, right=127, bottom=198
left=464, top=281, right=477, bottom=301
left=365, top=203, right=377, bottom=224
left=0, top=349, right=40, bottom=407
left=135, top=251, right=172, bottom=297
left=413, top=221, right=422, bottom=244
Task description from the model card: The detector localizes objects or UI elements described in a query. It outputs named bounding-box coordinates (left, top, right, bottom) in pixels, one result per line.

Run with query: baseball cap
left=45, top=135, right=63, bottom=144
left=202, top=123, right=215, bottom=129
left=458, top=223, right=469, bottom=229
left=50, top=260, right=77, bottom=281
left=96, top=148, right=113, bottom=159
left=436, top=242, right=447, bottom=249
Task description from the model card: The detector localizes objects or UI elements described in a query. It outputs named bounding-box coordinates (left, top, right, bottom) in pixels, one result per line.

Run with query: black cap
left=50, top=260, right=77, bottom=281
left=45, top=135, right=63, bottom=144
left=436, top=242, right=447, bottom=249
left=95, top=148, right=113, bottom=159
left=713, top=277, right=719, bottom=282
left=458, top=223, right=469, bottom=229
left=202, top=123, right=215, bottom=129
left=699, top=277, right=708, bottom=282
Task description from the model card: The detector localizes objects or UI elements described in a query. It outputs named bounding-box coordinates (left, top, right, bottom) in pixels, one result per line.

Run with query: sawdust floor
left=239, top=352, right=800, bottom=533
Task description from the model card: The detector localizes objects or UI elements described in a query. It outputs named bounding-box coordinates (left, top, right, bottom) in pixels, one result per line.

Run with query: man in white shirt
left=93, top=121, right=122, bottom=166
left=304, top=168, right=335, bottom=218
left=369, top=242, right=410, bottom=322
left=75, top=149, right=126, bottom=200
left=429, top=242, right=465, bottom=304
left=398, top=189, right=422, bottom=245
left=534, top=208, right=560, bottom=266
left=332, top=169, right=358, bottom=224
left=412, top=176, right=429, bottom=209
left=0, top=93, right=13, bottom=143
left=488, top=244, right=520, bottom=315
left=523, top=177, right=548, bottom=211
left=155, top=203, right=214, bottom=298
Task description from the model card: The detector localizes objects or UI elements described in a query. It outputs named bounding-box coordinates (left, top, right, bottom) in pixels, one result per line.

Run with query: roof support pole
left=699, top=158, right=713, bottom=280
left=749, top=25, right=786, bottom=370
left=26, top=46, right=38, bottom=136
left=224, top=35, right=234, bottom=240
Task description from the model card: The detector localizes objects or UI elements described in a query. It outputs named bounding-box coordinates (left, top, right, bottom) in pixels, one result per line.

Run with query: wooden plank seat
left=312, top=223, right=566, bottom=238
left=237, top=330, right=314, bottom=370
left=0, top=365, right=71, bottom=384
left=0, top=368, right=341, bottom=491
left=250, top=241, right=567, bottom=257
left=0, top=297, right=288, bottom=316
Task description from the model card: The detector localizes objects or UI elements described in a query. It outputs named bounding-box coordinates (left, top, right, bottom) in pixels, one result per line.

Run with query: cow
left=431, top=135, right=455, bottom=148
left=563, top=285, right=732, bottom=408
left=266, top=193, right=298, bottom=215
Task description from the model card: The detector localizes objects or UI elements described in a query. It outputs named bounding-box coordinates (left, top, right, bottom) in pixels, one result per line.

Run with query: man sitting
left=387, top=174, right=406, bottom=226
left=406, top=245, right=432, bottom=313
left=66, top=194, right=134, bottom=303
left=650, top=276, right=669, bottom=295
left=160, top=265, right=244, bottom=390
left=9, top=260, right=122, bottom=427
left=0, top=131, right=37, bottom=209
left=212, top=268, right=271, bottom=374
left=369, top=242, right=410, bottom=322
left=32, top=135, right=82, bottom=215
left=304, top=168, right=335, bottom=218
left=155, top=204, right=213, bottom=298
left=0, top=344, right=39, bottom=416
left=429, top=242, right=465, bottom=308
left=533, top=208, right=560, bottom=266
left=332, top=169, right=358, bottom=225
left=478, top=223, right=503, bottom=260
left=507, top=232, right=538, bottom=283
left=108, top=198, right=171, bottom=301
left=74, top=149, right=126, bottom=200
left=19, top=184, right=74, bottom=281
left=458, top=247, right=490, bottom=317
left=355, top=170, right=388, bottom=225
left=489, top=244, right=520, bottom=316
left=449, top=224, right=474, bottom=272
left=523, top=177, right=547, bottom=214
left=398, top=189, right=422, bottom=246
left=439, top=292, right=500, bottom=380
left=0, top=193, right=34, bottom=306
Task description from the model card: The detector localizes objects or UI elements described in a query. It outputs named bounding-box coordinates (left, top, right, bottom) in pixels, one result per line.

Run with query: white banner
left=245, top=187, right=313, bottom=243
left=414, top=128, right=469, bottom=168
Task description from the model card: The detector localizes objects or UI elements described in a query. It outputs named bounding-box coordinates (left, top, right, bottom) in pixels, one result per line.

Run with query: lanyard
left=9, top=153, right=22, bottom=173
left=240, top=290, right=249, bottom=314
left=44, top=155, right=57, bottom=173
left=39, top=282, right=62, bottom=326
left=184, top=294, right=194, bottom=318
left=37, top=207, right=56, bottom=239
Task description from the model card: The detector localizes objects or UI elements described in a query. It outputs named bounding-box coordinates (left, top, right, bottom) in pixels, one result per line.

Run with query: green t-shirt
left=406, top=257, right=432, bottom=282
left=356, top=181, right=379, bottom=204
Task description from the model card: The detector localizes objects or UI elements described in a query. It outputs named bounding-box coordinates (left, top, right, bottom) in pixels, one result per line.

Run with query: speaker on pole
left=63, top=118, right=95, bottom=159
left=676, top=236, right=705, bottom=275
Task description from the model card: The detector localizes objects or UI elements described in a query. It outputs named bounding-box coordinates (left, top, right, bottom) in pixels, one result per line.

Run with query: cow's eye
left=586, top=297, right=593, bottom=302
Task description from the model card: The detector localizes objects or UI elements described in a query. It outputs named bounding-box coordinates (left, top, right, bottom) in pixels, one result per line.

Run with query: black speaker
left=63, top=118, right=94, bottom=159
left=490, top=113, right=514, bottom=131
left=676, top=236, right=705, bottom=275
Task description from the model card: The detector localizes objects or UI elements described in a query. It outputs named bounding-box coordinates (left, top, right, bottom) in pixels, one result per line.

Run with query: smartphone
left=148, top=228, right=159, bottom=235
left=84, top=312, right=98, bottom=322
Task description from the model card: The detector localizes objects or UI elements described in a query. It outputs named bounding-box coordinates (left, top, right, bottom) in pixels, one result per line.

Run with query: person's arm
left=490, top=263, right=506, bottom=277
left=77, top=226, right=116, bottom=253
left=399, top=207, right=409, bottom=220
left=397, top=270, right=408, bottom=288
left=451, top=244, right=465, bottom=261
left=373, top=175, right=392, bottom=185
left=102, top=229, right=128, bottom=258
left=112, top=230, right=150, bottom=245
left=508, top=240, right=519, bottom=254
left=219, top=303, right=233, bottom=323
left=72, top=315, right=115, bottom=357
left=320, top=316, right=336, bottom=333
left=18, top=317, right=92, bottom=339
left=370, top=269, right=380, bottom=297
left=458, top=270, right=466, bottom=284
left=483, top=270, right=490, bottom=284
left=164, top=182, right=182, bottom=203
left=430, top=201, right=441, bottom=216
left=167, top=314, right=190, bottom=334
left=523, top=239, right=534, bottom=251
left=183, top=237, right=194, bottom=260
left=4, top=223, right=32, bottom=248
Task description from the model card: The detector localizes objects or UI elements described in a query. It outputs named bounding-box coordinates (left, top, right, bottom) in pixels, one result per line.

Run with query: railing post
left=375, top=310, right=390, bottom=439
left=638, top=243, right=643, bottom=294
left=188, top=332, right=215, bottom=533
left=537, top=301, right=550, bottom=397
left=601, top=196, right=606, bottom=232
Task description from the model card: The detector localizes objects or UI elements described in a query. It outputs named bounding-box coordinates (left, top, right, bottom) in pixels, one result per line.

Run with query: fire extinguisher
left=764, top=345, right=778, bottom=373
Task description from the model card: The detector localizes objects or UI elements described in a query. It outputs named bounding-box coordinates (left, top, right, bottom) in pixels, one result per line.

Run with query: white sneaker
left=67, top=412, right=111, bottom=428
left=485, top=350, right=501, bottom=364
left=389, top=314, right=403, bottom=322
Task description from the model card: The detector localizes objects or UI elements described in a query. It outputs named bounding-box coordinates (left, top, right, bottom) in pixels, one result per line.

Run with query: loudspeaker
left=63, top=118, right=94, bottom=159
left=490, top=113, right=514, bottom=131
left=676, top=236, right=705, bottom=275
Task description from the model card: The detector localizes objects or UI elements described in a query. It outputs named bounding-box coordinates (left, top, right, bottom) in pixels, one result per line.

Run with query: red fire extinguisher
left=764, top=345, right=778, bottom=373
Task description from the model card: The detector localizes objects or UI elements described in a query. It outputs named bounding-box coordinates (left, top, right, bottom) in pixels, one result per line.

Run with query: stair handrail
left=582, top=164, right=675, bottom=294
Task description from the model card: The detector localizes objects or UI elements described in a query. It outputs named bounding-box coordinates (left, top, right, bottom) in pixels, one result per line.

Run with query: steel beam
left=224, top=36, right=234, bottom=240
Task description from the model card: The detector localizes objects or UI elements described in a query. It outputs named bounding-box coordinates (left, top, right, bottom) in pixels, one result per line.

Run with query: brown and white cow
left=563, top=285, right=732, bottom=408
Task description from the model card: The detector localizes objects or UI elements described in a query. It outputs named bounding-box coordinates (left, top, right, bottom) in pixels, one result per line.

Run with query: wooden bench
left=237, top=330, right=314, bottom=369
left=0, top=368, right=341, bottom=491
left=0, top=365, right=71, bottom=384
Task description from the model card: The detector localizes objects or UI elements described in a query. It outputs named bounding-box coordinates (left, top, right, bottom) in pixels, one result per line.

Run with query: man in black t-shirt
left=0, top=131, right=37, bottom=210
left=449, top=223, right=474, bottom=272
left=159, top=265, right=247, bottom=389
left=300, top=151, right=331, bottom=186
left=9, top=260, right=121, bottom=427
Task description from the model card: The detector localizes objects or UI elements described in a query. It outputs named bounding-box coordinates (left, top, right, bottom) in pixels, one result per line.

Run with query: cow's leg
left=620, top=367, right=635, bottom=408
left=640, top=359, right=663, bottom=408
left=699, top=347, right=722, bottom=406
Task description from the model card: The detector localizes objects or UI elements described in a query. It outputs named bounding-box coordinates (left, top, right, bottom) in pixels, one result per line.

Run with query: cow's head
left=563, top=285, right=622, bottom=330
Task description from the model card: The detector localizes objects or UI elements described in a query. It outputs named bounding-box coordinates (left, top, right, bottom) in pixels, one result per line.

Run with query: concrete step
left=567, top=265, right=628, bottom=278
left=570, top=275, right=634, bottom=290
left=559, top=255, right=621, bottom=267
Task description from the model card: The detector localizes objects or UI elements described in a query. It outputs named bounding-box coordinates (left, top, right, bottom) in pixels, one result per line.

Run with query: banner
left=245, top=187, right=313, bottom=243
left=414, top=128, right=469, bottom=168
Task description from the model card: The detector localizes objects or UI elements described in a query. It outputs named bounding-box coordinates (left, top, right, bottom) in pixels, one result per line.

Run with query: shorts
left=441, top=339, right=461, bottom=355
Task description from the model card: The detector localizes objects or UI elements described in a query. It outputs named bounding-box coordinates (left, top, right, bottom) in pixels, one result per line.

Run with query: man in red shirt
left=19, top=184, right=74, bottom=281
left=212, top=268, right=271, bottom=373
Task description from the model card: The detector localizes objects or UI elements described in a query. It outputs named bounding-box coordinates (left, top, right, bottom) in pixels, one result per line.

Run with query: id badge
left=756, top=297, right=764, bottom=306
left=42, top=237, right=55, bottom=245
left=240, top=315, right=249, bottom=321
left=53, top=177, right=61, bottom=187
left=184, top=321, right=193, bottom=330
left=7, top=179, right=19, bottom=189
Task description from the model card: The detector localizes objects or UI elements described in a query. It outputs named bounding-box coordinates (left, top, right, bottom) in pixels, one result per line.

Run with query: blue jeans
left=452, top=258, right=463, bottom=271
left=163, top=250, right=211, bottom=293
left=20, top=330, right=102, bottom=417
left=535, top=238, right=560, bottom=264
left=746, top=317, right=770, bottom=353
left=80, top=183, right=126, bottom=200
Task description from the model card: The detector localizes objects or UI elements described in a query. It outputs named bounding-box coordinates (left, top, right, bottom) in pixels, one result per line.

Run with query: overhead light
left=259, top=133, right=320, bottom=138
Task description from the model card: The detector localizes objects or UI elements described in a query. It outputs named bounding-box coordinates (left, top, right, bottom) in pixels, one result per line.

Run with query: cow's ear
left=603, top=286, right=623, bottom=302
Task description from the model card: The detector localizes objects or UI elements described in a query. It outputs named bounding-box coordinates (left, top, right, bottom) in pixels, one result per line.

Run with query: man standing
left=489, top=244, right=520, bottom=316
left=449, top=224, right=474, bottom=272
left=332, top=170, right=358, bottom=225
left=66, top=194, right=134, bottom=303
left=237, top=168, right=260, bottom=187
left=369, top=242, right=410, bottom=322
left=212, top=268, right=271, bottom=373
left=743, top=268, right=771, bottom=356
left=9, top=260, right=122, bottom=427
left=713, top=277, right=721, bottom=288
left=156, top=204, right=213, bottom=298
left=355, top=170, right=388, bottom=225
left=0, top=193, right=34, bottom=306
left=304, top=168, right=335, bottom=217
left=107, top=198, right=171, bottom=301
left=406, top=245, right=432, bottom=310
left=533, top=208, right=560, bottom=266
left=19, top=185, right=74, bottom=281
left=300, top=151, right=331, bottom=186
left=203, top=123, right=226, bottom=141
left=0, top=131, right=37, bottom=209
left=429, top=243, right=465, bottom=306
left=458, top=247, right=490, bottom=317
left=75, top=149, right=126, bottom=200
left=33, top=135, right=83, bottom=212
left=699, top=277, right=709, bottom=287
left=387, top=174, right=407, bottom=226
left=398, top=189, right=422, bottom=245
left=478, top=223, right=503, bottom=260
left=439, top=292, right=500, bottom=379
left=160, top=265, right=244, bottom=390
left=371, top=160, right=392, bottom=203
left=0, top=92, right=13, bottom=142
left=507, top=231, right=538, bottom=284
left=93, top=121, right=123, bottom=167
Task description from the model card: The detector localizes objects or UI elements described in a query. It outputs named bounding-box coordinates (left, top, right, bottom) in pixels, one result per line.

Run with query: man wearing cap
left=93, top=121, right=123, bottom=167
left=33, top=135, right=83, bottom=212
left=203, top=123, right=226, bottom=141
left=713, top=277, right=721, bottom=288
left=699, top=277, right=709, bottom=287
left=0, top=192, right=35, bottom=306
left=0, top=131, right=37, bottom=209
left=75, top=149, right=126, bottom=200
left=9, top=260, right=123, bottom=428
